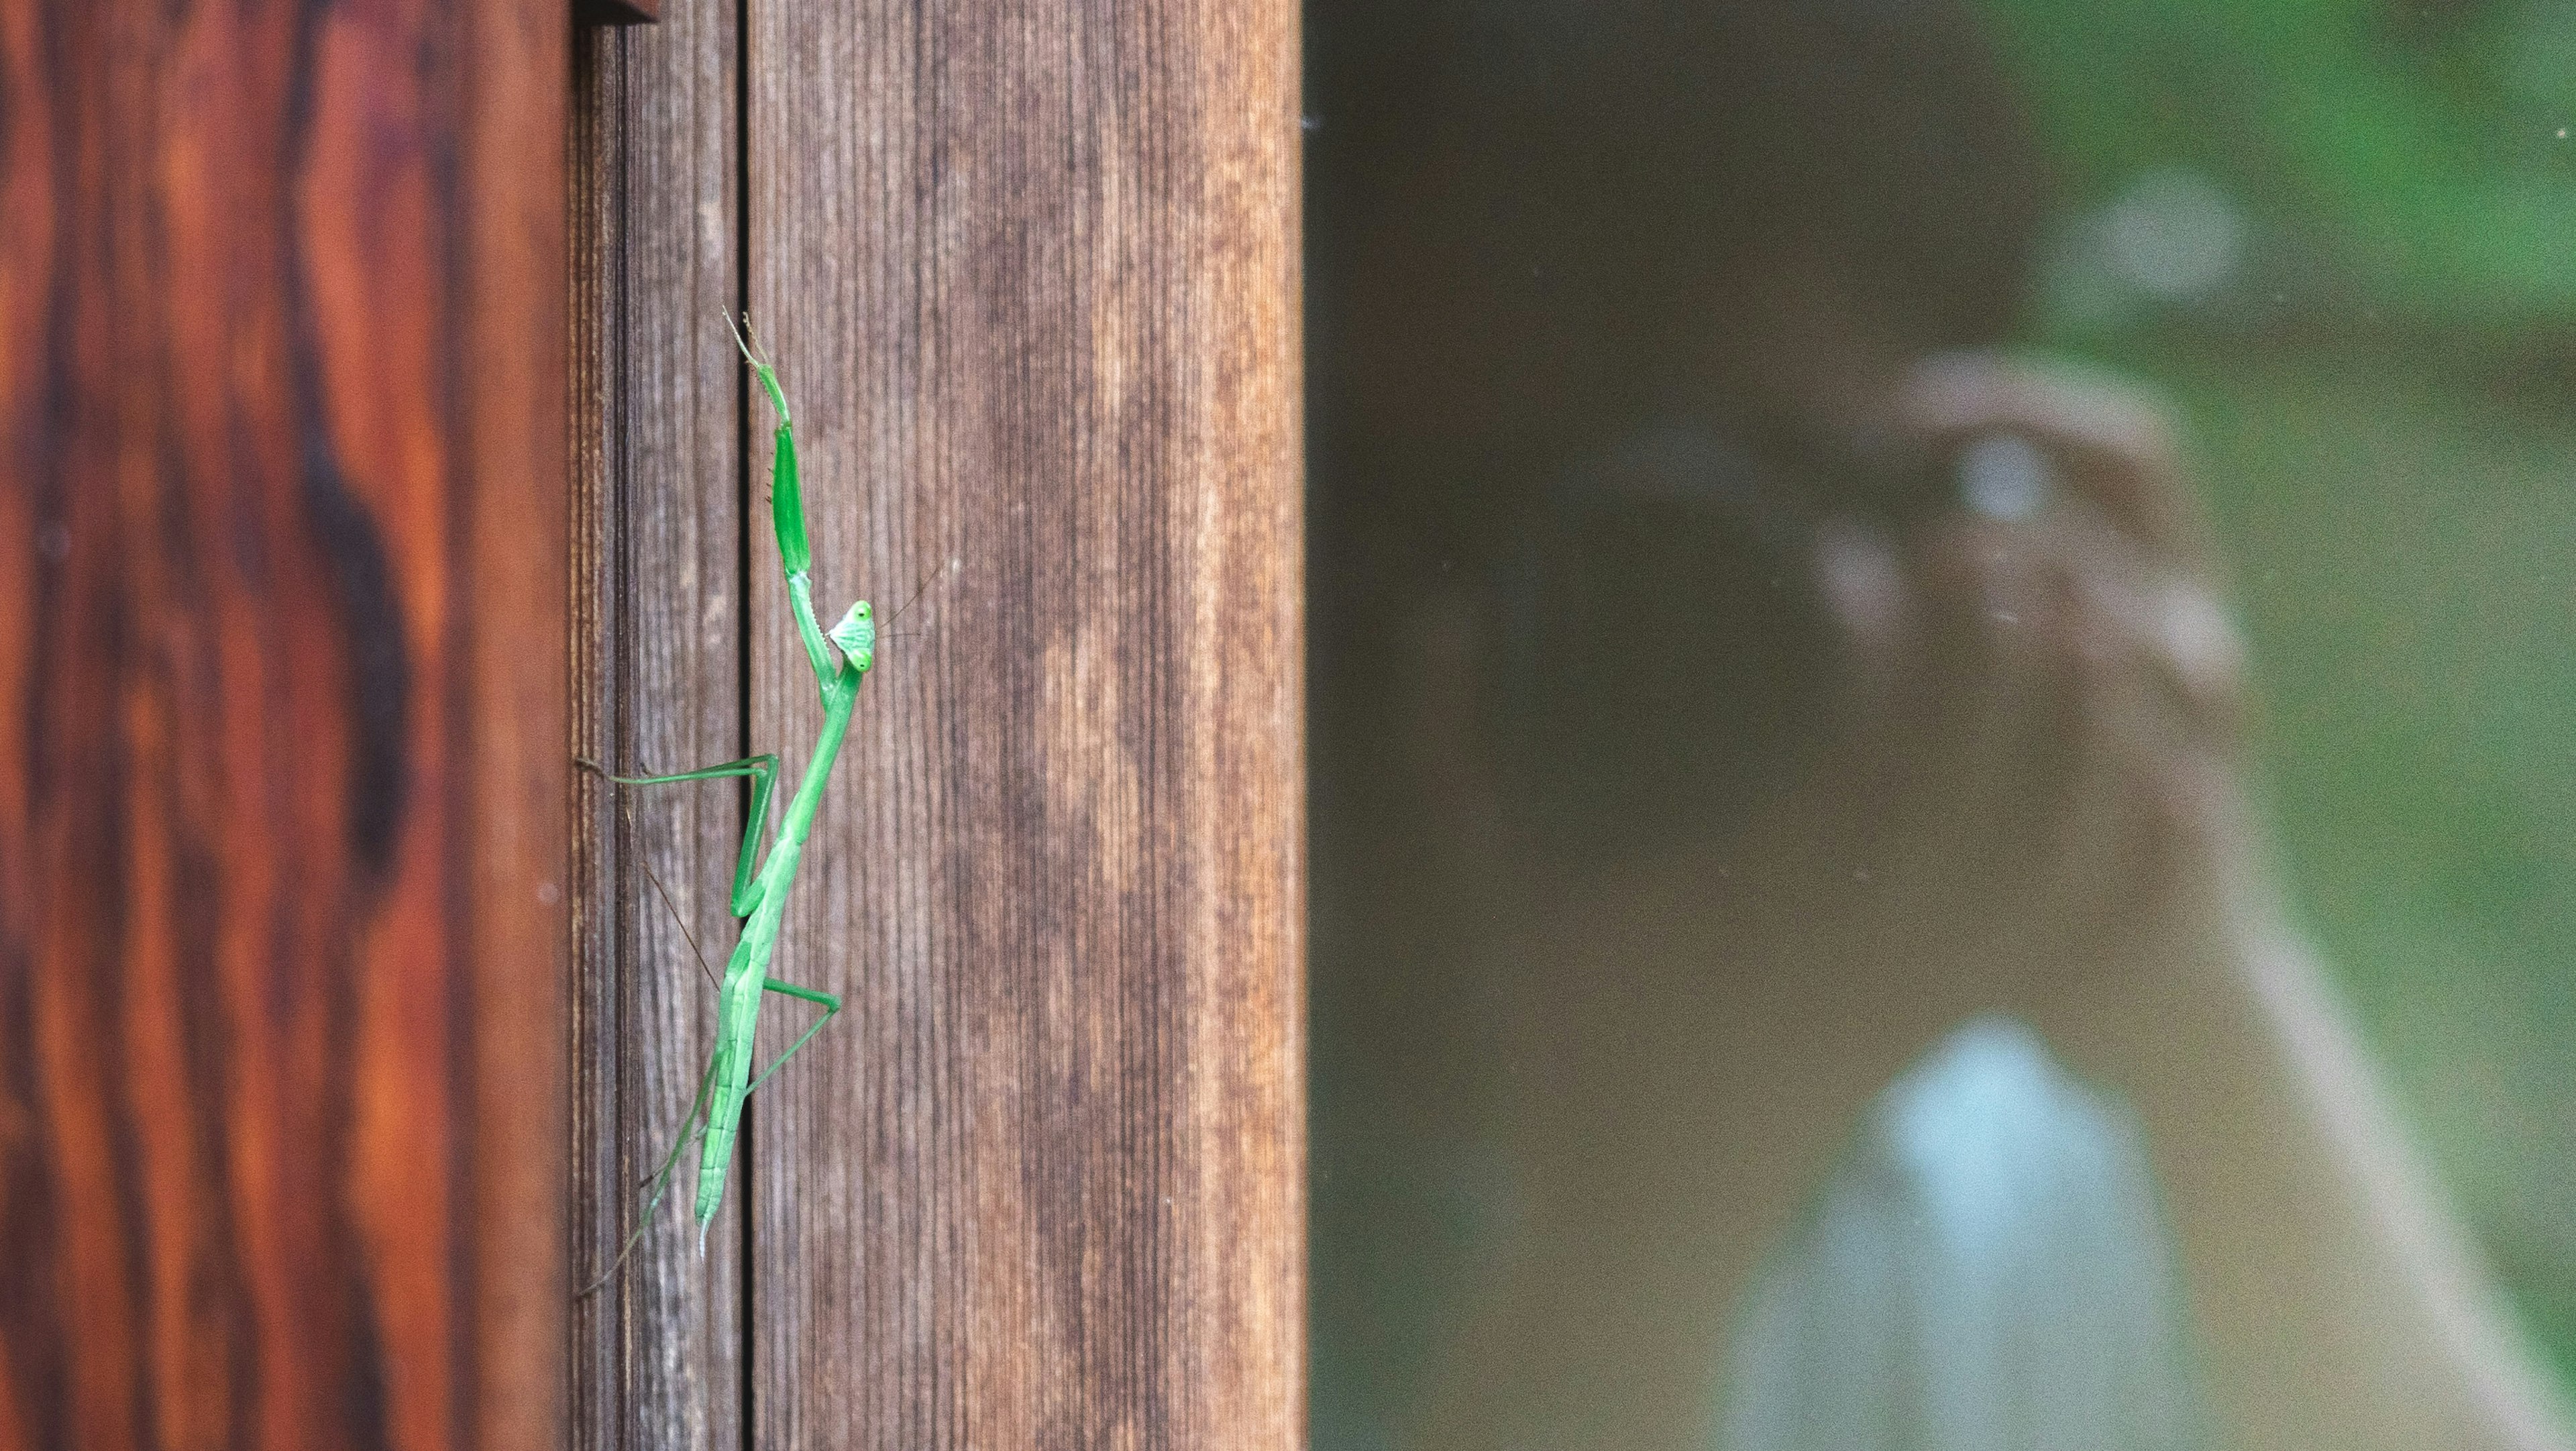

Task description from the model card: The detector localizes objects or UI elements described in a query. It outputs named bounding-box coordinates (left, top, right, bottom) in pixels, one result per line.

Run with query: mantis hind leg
left=575, top=753, right=780, bottom=916
left=576, top=1052, right=721, bottom=1299
left=746, top=978, right=843, bottom=1095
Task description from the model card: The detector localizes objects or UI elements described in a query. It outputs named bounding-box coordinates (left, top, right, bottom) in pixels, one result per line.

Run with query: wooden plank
left=0, top=2, right=566, bottom=1450
left=744, top=1, right=1305, bottom=1445
left=578, top=0, right=663, bottom=27
left=568, top=8, right=745, bottom=1448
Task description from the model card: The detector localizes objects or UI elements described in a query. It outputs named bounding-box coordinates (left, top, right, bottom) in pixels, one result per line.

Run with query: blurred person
left=1303, top=1, right=2576, bottom=1448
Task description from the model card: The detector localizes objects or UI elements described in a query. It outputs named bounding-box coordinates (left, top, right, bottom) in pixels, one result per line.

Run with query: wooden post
left=0, top=3, right=566, bottom=1448
left=747, top=2, right=1304, bottom=1446
left=569, top=6, right=746, bottom=1447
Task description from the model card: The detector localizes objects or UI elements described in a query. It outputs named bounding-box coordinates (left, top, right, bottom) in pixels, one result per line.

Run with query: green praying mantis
left=577, top=317, right=867, bottom=1290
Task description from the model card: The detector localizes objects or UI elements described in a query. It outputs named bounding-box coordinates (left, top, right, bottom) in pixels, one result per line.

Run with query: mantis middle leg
left=576, top=754, right=780, bottom=916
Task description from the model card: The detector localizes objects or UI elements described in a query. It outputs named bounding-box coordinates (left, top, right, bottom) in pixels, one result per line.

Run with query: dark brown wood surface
left=576, top=0, right=662, bottom=27
left=746, top=3, right=1304, bottom=1446
left=0, top=3, right=567, bottom=1448
left=568, top=8, right=743, bottom=1448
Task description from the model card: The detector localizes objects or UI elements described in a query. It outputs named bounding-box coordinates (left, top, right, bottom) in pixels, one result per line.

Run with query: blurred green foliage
left=1980, top=0, right=2576, bottom=333
left=1975, top=0, right=2576, bottom=1385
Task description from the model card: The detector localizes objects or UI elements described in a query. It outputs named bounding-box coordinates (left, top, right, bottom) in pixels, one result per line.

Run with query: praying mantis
left=578, top=317, right=865, bottom=1289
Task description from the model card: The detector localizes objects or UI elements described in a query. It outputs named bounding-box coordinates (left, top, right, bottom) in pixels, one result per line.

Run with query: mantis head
left=830, top=600, right=875, bottom=671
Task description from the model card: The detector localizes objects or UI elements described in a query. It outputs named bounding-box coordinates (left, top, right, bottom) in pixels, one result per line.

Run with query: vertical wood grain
left=568, top=7, right=745, bottom=1448
left=0, top=1, right=566, bottom=1448
left=746, top=3, right=1304, bottom=1446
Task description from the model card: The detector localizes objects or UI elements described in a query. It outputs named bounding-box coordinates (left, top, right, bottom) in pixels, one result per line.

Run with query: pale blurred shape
left=1957, top=432, right=2057, bottom=522
left=2099, top=168, right=2245, bottom=303
left=1719, top=1018, right=2206, bottom=1451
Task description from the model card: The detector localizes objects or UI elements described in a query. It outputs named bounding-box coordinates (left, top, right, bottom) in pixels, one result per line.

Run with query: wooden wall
left=0, top=2, right=568, bottom=1450
left=6, top=0, right=1297, bottom=1443
left=577, top=1, right=1303, bottom=1447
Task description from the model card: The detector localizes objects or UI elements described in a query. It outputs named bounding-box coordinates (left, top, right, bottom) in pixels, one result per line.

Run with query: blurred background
left=1979, top=0, right=2576, bottom=1377
left=1307, top=0, right=2576, bottom=1442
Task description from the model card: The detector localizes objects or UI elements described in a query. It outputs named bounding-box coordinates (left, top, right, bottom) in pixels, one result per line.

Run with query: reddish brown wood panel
left=747, top=1, right=1304, bottom=1446
left=0, top=3, right=568, bottom=1449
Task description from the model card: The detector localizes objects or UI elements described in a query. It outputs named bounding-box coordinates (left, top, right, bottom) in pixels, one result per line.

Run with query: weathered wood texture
left=0, top=3, right=567, bottom=1449
left=568, top=9, right=744, bottom=1450
left=745, top=2, right=1304, bottom=1446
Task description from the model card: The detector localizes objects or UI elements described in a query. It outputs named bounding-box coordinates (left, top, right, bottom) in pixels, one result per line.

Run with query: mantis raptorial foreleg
left=576, top=315, right=877, bottom=1290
